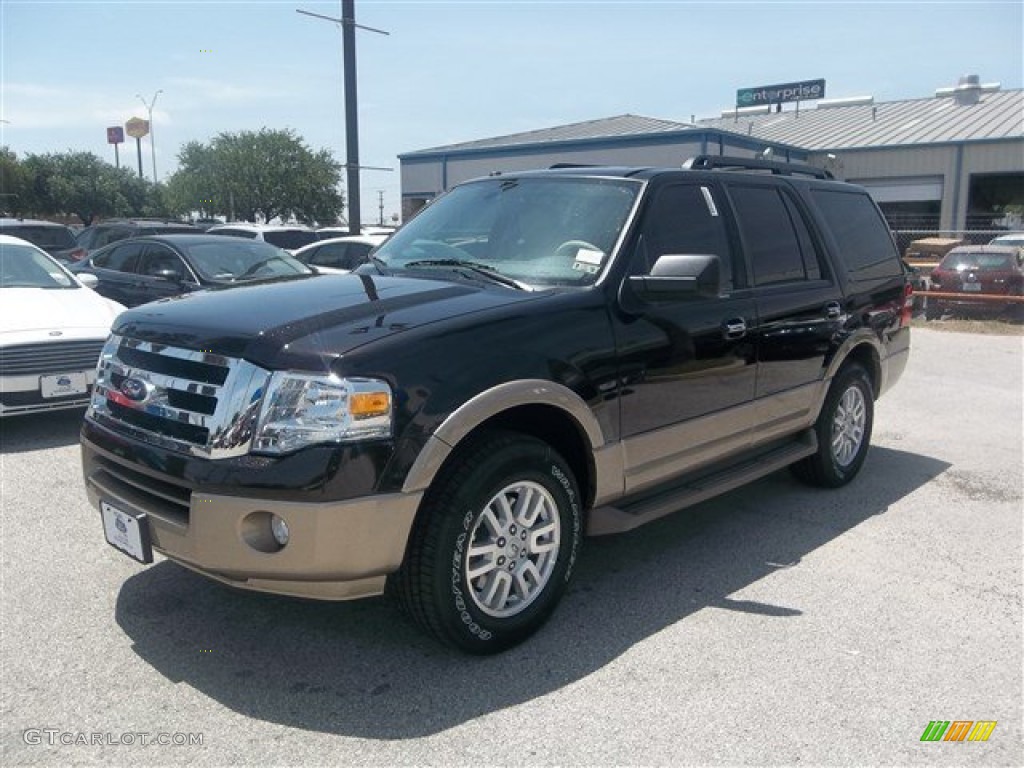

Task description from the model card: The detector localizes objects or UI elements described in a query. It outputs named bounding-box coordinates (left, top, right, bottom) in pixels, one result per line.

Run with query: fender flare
left=401, top=379, right=608, bottom=495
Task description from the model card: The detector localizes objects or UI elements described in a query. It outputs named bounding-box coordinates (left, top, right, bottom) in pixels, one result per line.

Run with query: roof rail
left=548, top=163, right=601, bottom=169
left=683, top=155, right=833, bottom=180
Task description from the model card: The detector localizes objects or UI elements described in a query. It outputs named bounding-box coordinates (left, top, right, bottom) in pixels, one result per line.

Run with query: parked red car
left=926, top=245, right=1023, bottom=319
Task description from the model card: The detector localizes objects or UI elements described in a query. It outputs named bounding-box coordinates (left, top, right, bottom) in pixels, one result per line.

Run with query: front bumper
left=1, top=371, right=96, bottom=417
left=82, top=434, right=422, bottom=601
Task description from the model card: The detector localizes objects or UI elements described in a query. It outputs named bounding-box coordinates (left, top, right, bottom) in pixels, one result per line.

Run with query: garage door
left=853, top=176, right=944, bottom=203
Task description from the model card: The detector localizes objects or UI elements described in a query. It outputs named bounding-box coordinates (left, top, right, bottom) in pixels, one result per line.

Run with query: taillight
left=69, top=247, right=87, bottom=262
left=900, top=282, right=913, bottom=327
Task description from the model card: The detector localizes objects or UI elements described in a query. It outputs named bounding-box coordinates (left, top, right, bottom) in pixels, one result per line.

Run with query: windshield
left=179, top=239, right=313, bottom=281
left=0, top=241, right=77, bottom=289
left=372, top=176, right=641, bottom=287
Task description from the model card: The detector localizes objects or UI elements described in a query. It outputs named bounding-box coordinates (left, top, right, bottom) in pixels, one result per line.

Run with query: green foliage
left=163, top=128, right=343, bottom=225
left=0, top=146, right=27, bottom=215
left=3, top=149, right=173, bottom=225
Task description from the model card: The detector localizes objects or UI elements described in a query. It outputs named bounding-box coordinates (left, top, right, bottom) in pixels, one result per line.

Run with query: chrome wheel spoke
left=831, top=385, right=866, bottom=467
left=465, top=479, right=562, bottom=618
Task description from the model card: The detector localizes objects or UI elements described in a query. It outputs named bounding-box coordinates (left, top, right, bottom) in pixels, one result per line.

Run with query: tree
left=0, top=146, right=27, bottom=215
left=163, top=128, right=343, bottom=224
left=16, top=150, right=171, bottom=225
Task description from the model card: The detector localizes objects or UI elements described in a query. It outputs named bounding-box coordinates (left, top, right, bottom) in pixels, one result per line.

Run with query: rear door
left=721, top=180, right=839, bottom=425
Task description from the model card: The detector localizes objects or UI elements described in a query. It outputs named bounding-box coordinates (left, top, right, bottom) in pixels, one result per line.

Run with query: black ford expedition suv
left=82, top=157, right=911, bottom=653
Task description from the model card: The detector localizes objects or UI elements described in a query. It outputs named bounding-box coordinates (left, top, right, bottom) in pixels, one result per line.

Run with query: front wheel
left=391, top=431, right=582, bottom=653
left=791, top=364, right=874, bottom=488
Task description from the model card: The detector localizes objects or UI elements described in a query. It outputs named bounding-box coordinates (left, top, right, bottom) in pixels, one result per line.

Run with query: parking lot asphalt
left=1, top=327, right=1021, bottom=767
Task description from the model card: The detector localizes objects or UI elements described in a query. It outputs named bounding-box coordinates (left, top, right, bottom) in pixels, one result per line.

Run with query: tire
left=791, top=364, right=874, bottom=488
left=390, top=431, right=582, bottom=654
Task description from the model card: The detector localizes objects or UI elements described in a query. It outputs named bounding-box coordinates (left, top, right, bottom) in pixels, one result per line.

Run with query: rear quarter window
left=811, top=188, right=901, bottom=281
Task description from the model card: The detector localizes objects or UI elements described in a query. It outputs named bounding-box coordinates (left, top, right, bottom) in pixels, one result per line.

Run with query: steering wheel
left=553, top=240, right=602, bottom=259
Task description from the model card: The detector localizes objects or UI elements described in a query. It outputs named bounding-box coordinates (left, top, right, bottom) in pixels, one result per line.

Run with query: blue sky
left=2, top=0, right=1022, bottom=222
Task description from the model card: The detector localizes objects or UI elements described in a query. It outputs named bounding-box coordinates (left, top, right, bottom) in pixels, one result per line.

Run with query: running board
left=586, top=430, right=818, bottom=536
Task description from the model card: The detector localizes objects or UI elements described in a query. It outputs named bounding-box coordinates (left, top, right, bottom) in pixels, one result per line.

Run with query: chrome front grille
left=0, top=339, right=106, bottom=375
left=88, top=335, right=271, bottom=458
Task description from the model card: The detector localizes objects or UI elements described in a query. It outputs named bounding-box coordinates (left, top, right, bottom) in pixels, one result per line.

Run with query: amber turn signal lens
left=350, top=391, right=391, bottom=419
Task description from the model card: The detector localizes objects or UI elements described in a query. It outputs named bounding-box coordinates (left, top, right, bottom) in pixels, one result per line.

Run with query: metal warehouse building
left=399, top=75, right=1023, bottom=233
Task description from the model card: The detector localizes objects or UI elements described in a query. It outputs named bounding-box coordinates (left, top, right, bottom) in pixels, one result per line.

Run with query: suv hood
left=114, top=273, right=542, bottom=370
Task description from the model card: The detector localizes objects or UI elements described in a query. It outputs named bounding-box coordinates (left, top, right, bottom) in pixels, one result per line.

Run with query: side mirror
left=77, top=272, right=99, bottom=288
left=627, top=253, right=721, bottom=300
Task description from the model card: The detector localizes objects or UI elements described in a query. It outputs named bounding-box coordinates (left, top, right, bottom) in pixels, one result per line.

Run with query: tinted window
left=639, top=183, right=733, bottom=287
left=729, top=185, right=806, bottom=286
left=2, top=225, right=76, bottom=250
left=263, top=230, right=318, bottom=250
left=812, top=189, right=901, bottom=279
left=306, top=243, right=346, bottom=268
left=92, top=242, right=141, bottom=272
left=137, top=245, right=187, bottom=279
left=210, top=229, right=258, bottom=240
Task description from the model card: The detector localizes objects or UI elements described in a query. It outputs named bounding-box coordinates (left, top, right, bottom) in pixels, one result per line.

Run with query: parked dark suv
left=73, top=218, right=198, bottom=260
left=0, top=218, right=79, bottom=263
left=81, top=157, right=911, bottom=653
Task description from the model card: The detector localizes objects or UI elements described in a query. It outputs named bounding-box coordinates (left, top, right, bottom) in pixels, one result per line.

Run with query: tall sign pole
left=124, top=118, right=150, bottom=180
left=106, top=126, right=125, bottom=170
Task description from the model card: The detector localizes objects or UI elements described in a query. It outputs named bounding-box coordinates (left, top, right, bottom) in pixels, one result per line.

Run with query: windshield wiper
left=403, top=259, right=529, bottom=291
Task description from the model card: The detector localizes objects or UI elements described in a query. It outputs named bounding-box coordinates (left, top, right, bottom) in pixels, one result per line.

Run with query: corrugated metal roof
left=696, top=89, right=1023, bottom=150
left=404, top=114, right=695, bottom=156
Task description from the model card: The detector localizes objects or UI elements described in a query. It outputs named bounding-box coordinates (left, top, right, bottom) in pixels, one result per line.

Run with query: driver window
left=635, top=183, right=733, bottom=289
left=138, top=245, right=185, bottom=279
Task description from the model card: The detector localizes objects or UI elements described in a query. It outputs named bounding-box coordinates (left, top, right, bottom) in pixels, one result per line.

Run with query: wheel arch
left=401, top=380, right=612, bottom=512
left=826, top=336, right=882, bottom=398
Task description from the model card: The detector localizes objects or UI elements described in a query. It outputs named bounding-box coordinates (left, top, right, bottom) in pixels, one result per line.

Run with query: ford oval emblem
left=120, top=377, right=151, bottom=403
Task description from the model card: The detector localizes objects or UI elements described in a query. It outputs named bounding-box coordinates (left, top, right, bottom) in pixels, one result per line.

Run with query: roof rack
left=683, top=155, right=833, bottom=180
left=548, top=163, right=601, bottom=169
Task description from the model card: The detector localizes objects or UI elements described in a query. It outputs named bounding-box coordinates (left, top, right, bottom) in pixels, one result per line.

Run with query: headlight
left=252, top=373, right=393, bottom=455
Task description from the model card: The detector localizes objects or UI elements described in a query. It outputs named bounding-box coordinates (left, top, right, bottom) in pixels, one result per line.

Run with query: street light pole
left=136, top=90, right=163, bottom=183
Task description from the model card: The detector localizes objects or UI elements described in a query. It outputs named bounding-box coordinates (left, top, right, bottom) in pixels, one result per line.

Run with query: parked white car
left=291, top=234, right=388, bottom=273
left=0, top=235, right=124, bottom=417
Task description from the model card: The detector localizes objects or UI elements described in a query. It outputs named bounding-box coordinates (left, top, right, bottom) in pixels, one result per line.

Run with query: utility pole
left=378, top=190, right=384, bottom=226
left=297, top=2, right=390, bottom=236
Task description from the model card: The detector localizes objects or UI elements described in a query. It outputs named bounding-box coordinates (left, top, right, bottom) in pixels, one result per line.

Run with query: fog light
left=270, top=515, right=290, bottom=547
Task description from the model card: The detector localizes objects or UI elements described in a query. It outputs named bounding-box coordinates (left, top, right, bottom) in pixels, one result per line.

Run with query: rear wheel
left=391, top=431, right=582, bottom=653
left=792, top=363, right=874, bottom=488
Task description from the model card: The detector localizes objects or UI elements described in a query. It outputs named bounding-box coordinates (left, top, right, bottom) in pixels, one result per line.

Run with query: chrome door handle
left=824, top=301, right=842, bottom=320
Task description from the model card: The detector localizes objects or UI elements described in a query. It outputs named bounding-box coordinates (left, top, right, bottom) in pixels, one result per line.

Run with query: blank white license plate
left=101, top=501, right=153, bottom=564
left=962, top=283, right=982, bottom=292
left=40, top=371, right=88, bottom=398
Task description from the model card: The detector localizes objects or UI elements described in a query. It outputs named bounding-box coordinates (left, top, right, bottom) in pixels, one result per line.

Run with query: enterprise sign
left=736, top=79, right=826, bottom=107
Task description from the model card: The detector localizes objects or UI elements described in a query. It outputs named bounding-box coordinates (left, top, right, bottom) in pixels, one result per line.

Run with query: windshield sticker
left=575, top=248, right=604, bottom=265
left=572, top=261, right=600, bottom=274
left=701, top=186, right=719, bottom=217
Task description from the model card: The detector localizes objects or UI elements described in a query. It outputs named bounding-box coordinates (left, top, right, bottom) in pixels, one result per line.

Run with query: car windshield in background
left=941, top=252, right=1017, bottom=270
left=0, top=242, right=76, bottom=289
left=178, top=239, right=313, bottom=282
left=4, top=226, right=76, bottom=250
left=263, top=230, right=319, bottom=250
left=372, top=177, right=641, bottom=287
